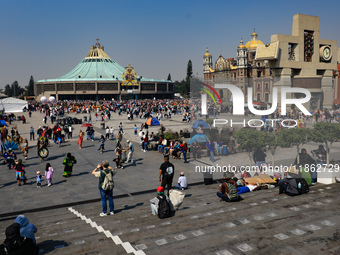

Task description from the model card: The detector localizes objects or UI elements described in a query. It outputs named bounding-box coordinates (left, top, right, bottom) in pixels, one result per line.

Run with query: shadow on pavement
left=38, top=240, right=68, bottom=254
left=115, top=202, right=144, bottom=214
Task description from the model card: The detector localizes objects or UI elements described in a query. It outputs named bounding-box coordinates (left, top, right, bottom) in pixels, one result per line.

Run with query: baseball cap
left=127, top=140, right=130, bottom=143
left=156, top=186, right=164, bottom=193
left=180, top=172, right=185, bottom=176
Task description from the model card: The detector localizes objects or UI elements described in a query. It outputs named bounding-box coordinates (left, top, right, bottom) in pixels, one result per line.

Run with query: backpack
left=163, top=163, right=174, bottom=180
left=101, top=170, right=115, bottom=191
left=226, top=183, right=239, bottom=201
left=157, top=195, right=171, bottom=219
left=295, top=178, right=309, bottom=194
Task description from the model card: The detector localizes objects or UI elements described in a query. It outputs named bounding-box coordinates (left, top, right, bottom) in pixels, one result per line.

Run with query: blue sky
left=0, top=0, right=339, bottom=89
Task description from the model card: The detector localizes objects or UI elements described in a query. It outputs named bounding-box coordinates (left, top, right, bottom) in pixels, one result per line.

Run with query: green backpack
left=226, top=183, right=239, bottom=201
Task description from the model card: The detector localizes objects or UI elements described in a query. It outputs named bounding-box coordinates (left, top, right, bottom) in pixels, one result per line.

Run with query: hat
left=5, top=223, right=21, bottom=239
left=180, top=172, right=185, bottom=176
left=127, top=140, right=130, bottom=143
left=156, top=186, right=164, bottom=193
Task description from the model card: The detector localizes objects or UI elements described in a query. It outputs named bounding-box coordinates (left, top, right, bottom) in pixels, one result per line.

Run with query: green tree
left=25, top=75, right=35, bottom=96
left=186, top=60, right=193, bottom=78
left=266, top=130, right=292, bottom=167
left=278, top=128, right=312, bottom=164
left=234, top=128, right=267, bottom=167
left=310, top=122, right=340, bottom=165
left=167, top=73, right=171, bottom=81
left=4, top=84, right=12, bottom=97
left=8, top=81, right=24, bottom=97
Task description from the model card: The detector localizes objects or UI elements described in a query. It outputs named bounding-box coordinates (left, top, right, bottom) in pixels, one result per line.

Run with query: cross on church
left=95, top=38, right=100, bottom=47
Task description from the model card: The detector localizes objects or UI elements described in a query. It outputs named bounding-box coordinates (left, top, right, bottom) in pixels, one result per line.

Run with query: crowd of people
left=1, top=98, right=340, bottom=253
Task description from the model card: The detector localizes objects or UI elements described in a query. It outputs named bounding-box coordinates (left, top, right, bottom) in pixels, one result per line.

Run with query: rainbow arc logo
left=200, top=83, right=222, bottom=107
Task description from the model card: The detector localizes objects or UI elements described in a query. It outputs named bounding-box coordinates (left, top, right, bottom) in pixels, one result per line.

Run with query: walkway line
left=68, top=207, right=146, bottom=255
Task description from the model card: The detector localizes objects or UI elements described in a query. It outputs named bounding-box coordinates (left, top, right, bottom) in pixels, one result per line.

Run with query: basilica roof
left=245, top=30, right=264, bottom=50
left=37, top=40, right=169, bottom=83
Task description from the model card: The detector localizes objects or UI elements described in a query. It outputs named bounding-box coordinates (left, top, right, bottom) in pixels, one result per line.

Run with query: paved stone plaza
left=0, top=110, right=340, bottom=254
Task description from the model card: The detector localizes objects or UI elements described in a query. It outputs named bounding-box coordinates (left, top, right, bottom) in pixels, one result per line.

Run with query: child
left=36, top=171, right=42, bottom=187
left=22, top=145, right=29, bottom=160
left=134, top=124, right=137, bottom=136
left=115, top=145, right=123, bottom=169
left=44, top=163, right=54, bottom=187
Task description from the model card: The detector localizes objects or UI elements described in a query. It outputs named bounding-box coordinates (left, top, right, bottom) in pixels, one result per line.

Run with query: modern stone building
left=256, top=14, right=338, bottom=110
left=204, top=14, right=339, bottom=110
left=35, top=40, right=173, bottom=101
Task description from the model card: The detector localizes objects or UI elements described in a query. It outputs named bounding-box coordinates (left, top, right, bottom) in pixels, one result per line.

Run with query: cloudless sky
left=0, top=0, right=339, bottom=89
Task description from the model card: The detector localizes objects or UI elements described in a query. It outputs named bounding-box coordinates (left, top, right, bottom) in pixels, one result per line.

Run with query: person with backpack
left=92, top=160, right=116, bottom=217
left=217, top=177, right=242, bottom=202
left=150, top=186, right=174, bottom=218
left=159, top=156, right=175, bottom=196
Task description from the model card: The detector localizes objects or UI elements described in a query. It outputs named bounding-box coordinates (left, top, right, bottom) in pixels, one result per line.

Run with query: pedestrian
left=105, top=126, right=110, bottom=140
left=68, top=125, right=73, bottom=139
left=180, top=141, right=188, bottom=163
left=14, top=159, right=26, bottom=186
left=22, top=144, right=29, bottom=160
left=115, top=145, right=124, bottom=169
left=109, top=126, right=114, bottom=140
left=119, top=122, right=124, bottom=134
left=125, top=140, right=134, bottom=163
left=92, top=161, right=116, bottom=216
left=159, top=156, right=175, bottom=196
left=29, top=126, right=34, bottom=141
left=98, top=135, right=105, bottom=153
left=62, top=153, right=77, bottom=177
left=36, top=171, right=42, bottom=188
left=134, top=124, right=137, bottom=136
left=311, top=145, right=327, bottom=185
left=44, top=163, right=54, bottom=187
left=206, top=139, right=215, bottom=162
left=77, top=130, right=84, bottom=149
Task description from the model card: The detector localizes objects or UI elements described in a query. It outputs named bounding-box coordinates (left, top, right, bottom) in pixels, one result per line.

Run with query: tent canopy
left=192, top=120, right=210, bottom=129
left=188, top=134, right=209, bottom=144
left=146, top=117, right=160, bottom=126
left=0, top=97, right=28, bottom=113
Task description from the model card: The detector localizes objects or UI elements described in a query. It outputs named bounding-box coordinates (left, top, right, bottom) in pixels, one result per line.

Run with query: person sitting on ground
left=253, top=147, right=266, bottom=168
left=175, top=172, right=188, bottom=190
left=293, top=148, right=316, bottom=185
left=14, top=215, right=37, bottom=244
left=0, top=223, right=38, bottom=255
left=217, top=177, right=243, bottom=202
left=149, top=186, right=174, bottom=217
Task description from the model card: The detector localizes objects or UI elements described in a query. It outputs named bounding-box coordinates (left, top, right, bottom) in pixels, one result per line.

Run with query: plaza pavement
left=0, top=110, right=340, bottom=254
left=1, top=110, right=340, bottom=215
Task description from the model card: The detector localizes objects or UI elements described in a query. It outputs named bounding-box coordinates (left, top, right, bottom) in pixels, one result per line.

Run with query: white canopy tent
left=0, top=97, right=28, bottom=113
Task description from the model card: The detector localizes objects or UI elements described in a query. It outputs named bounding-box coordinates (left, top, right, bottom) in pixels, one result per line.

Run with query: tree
left=4, top=84, right=12, bottom=97
left=186, top=60, right=193, bottom=78
left=234, top=128, right=267, bottom=168
left=278, top=128, right=312, bottom=164
left=25, top=75, right=35, bottom=96
left=5, top=81, right=25, bottom=97
left=310, top=122, right=340, bottom=165
left=167, top=73, right=171, bottom=81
